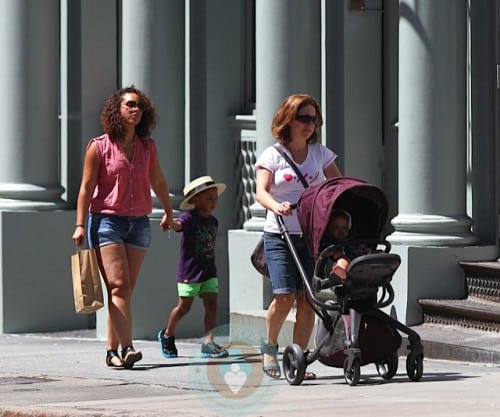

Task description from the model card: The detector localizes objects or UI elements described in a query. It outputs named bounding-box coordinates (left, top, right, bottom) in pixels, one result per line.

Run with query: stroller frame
left=275, top=177, right=424, bottom=386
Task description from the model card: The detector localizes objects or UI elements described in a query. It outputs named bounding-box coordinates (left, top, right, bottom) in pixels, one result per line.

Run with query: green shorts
left=177, top=277, right=219, bottom=297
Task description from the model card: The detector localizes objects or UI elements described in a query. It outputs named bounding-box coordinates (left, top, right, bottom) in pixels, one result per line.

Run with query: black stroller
left=277, top=176, right=424, bottom=386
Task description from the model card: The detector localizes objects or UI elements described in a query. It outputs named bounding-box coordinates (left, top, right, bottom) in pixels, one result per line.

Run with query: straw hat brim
left=179, top=183, right=226, bottom=210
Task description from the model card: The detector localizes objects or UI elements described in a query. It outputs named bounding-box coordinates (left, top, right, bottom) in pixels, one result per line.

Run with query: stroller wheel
left=406, top=352, right=424, bottom=382
left=376, top=351, right=399, bottom=380
left=282, top=344, right=307, bottom=385
left=343, top=357, right=361, bottom=386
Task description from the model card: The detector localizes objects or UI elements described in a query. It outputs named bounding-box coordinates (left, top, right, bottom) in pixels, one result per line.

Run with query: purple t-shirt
left=176, top=211, right=218, bottom=283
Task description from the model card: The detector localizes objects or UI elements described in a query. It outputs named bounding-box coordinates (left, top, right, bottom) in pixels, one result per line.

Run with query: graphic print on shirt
left=282, top=169, right=319, bottom=185
left=196, top=224, right=216, bottom=264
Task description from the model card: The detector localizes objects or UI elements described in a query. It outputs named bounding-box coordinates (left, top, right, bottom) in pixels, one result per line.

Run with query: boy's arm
left=170, top=219, right=182, bottom=232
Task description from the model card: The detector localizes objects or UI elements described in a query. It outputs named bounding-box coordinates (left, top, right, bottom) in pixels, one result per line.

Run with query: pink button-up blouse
left=88, top=134, right=156, bottom=217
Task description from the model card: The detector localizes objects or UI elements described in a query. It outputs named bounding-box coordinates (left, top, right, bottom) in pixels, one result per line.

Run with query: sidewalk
left=0, top=326, right=499, bottom=417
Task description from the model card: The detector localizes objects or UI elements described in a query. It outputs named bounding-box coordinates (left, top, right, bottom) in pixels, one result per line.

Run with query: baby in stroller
left=321, top=209, right=382, bottom=281
left=279, top=177, right=424, bottom=386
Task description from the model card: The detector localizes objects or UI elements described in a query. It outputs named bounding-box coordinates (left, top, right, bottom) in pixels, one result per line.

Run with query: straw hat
left=180, top=175, right=226, bottom=210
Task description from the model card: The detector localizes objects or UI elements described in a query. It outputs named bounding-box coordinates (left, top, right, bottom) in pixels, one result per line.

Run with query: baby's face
left=327, top=217, right=349, bottom=240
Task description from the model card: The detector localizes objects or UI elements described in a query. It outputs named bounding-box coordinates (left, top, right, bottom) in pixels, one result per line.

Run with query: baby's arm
left=331, top=257, right=350, bottom=280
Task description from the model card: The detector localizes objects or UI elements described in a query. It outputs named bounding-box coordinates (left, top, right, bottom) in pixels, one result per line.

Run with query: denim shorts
left=264, top=232, right=314, bottom=295
left=88, top=213, right=151, bottom=250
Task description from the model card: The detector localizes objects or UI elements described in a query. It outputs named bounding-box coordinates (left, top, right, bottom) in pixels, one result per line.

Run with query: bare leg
left=97, top=243, right=146, bottom=351
left=165, top=297, right=194, bottom=336
left=201, top=293, right=218, bottom=344
left=263, top=293, right=295, bottom=377
left=266, top=294, right=295, bottom=345
left=293, top=289, right=315, bottom=349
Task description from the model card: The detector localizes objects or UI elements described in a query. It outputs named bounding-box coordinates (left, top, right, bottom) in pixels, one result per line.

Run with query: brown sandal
left=304, top=372, right=317, bottom=380
left=106, top=349, right=124, bottom=368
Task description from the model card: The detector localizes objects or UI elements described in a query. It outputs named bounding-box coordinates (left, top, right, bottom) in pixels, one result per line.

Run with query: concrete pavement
left=0, top=327, right=499, bottom=417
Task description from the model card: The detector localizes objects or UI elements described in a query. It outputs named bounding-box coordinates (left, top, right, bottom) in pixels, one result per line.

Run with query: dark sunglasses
left=122, top=100, right=143, bottom=110
left=295, top=114, right=318, bottom=125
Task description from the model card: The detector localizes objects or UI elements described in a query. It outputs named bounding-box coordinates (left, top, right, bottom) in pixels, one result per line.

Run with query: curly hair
left=271, top=94, right=323, bottom=145
left=100, top=85, right=157, bottom=139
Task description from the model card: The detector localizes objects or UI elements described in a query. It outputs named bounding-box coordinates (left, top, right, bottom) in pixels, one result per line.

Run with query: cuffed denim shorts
left=263, top=232, right=314, bottom=295
left=88, top=213, right=151, bottom=250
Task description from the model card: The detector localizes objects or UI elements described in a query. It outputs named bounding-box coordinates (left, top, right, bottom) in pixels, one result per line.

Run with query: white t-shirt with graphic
left=255, top=143, right=337, bottom=234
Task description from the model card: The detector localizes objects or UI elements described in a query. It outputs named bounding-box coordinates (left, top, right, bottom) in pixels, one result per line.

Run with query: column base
left=386, top=244, right=498, bottom=326
left=389, top=214, right=478, bottom=246
left=0, top=183, right=65, bottom=210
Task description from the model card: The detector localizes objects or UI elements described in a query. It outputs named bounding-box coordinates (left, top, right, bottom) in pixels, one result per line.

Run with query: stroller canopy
left=297, top=176, right=389, bottom=259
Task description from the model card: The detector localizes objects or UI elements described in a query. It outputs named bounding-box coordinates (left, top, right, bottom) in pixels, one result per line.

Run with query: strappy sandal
left=260, top=339, right=281, bottom=380
left=106, top=349, right=124, bottom=368
left=121, top=345, right=143, bottom=369
left=304, top=372, right=317, bottom=380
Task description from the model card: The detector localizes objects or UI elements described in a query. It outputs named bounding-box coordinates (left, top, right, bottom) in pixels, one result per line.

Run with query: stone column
left=255, top=0, right=321, bottom=155
left=0, top=0, right=64, bottom=209
left=246, top=0, right=321, bottom=231
left=389, top=0, right=476, bottom=246
left=121, top=0, right=185, bottom=209
left=385, top=1, right=494, bottom=327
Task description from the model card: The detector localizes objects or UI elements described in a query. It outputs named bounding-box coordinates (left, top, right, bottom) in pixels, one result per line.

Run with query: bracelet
left=75, top=224, right=85, bottom=229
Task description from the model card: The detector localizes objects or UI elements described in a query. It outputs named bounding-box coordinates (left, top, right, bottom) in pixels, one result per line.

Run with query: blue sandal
left=260, top=339, right=281, bottom=379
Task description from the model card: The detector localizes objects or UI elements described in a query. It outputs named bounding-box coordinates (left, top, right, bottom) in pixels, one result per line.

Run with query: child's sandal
left=260, top=339, right=281, bottom=379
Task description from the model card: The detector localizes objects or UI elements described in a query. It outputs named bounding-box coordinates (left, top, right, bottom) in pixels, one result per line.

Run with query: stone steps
left=419, top=261, right=500, bottom=332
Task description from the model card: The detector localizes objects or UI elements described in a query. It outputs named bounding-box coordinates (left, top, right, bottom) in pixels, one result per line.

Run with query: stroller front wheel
left=283, top=344, right=307, bottom=385
left=343, top=357, right=361, bottom=386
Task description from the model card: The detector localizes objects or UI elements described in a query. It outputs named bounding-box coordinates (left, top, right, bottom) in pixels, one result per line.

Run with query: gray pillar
left=0, top=0, right=64, bottom=209
left=389, top=0, right=476, bottom=246
left=247, top=0, right=321, bottom=231
left=255, top=0, right=321, bottom=155
left=185, top=0, right=207, bottom=179
left=121, top=0, right=185, bottom=208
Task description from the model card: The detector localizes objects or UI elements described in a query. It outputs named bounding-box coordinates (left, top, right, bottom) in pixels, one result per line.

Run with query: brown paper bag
left=71, top=248, right=104, bottom=314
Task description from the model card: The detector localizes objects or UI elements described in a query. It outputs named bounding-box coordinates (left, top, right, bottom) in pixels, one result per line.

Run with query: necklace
left=120, top=140, right=135, bottom=148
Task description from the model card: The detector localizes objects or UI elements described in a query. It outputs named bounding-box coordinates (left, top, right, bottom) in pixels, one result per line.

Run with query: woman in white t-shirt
left=255, top=93, right=342, bottom=380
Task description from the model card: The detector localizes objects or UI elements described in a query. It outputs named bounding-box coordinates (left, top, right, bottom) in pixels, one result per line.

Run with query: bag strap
left=274, top=144, right=309, bottom=188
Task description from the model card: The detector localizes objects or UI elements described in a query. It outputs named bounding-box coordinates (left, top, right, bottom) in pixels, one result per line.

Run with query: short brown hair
left=271, top=94, right=323, bottom=145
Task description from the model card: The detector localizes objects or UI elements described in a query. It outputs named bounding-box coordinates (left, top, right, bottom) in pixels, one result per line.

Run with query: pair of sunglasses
left=295, top=114, right=318, bottom=125
left=122, top=100, right=144, bottom=110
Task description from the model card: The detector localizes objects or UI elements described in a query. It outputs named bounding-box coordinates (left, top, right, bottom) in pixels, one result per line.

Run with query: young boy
left=158, top=176, right=229, bottom=358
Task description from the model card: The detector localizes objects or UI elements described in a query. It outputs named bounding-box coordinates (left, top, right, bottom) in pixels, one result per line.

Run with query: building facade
left=0, top=0, right=498, bottom=337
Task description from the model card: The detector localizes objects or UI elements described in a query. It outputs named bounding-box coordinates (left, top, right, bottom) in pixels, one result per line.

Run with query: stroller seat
left=312, top=242, right=400, bottom=305
left=340, top=252, right=401, bottom=300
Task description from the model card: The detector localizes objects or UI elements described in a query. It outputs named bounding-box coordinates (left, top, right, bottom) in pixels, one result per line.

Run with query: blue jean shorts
left=88, top=213, right=151, bottom=250
left=264, top=232, right=314, bottom=295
